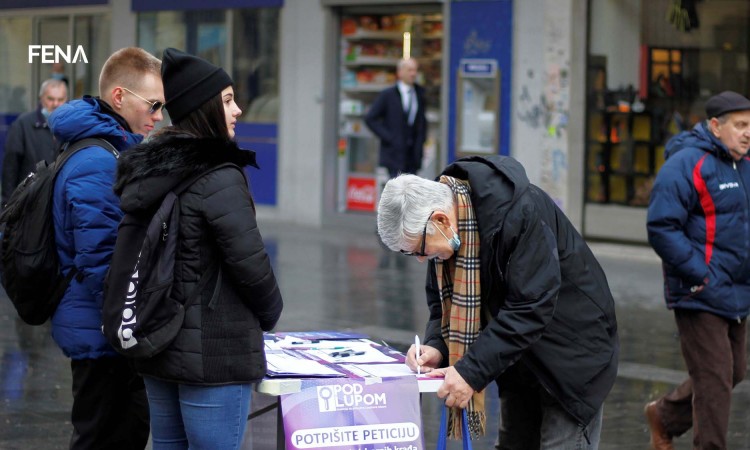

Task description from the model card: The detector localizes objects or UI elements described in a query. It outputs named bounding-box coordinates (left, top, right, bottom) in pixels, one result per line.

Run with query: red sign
left=346, top=177, right=377, bottom=211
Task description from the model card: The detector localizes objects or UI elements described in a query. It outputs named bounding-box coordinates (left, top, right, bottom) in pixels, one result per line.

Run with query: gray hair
left=39, top=78, right=67, bottom=97
left=377, top=174, right=454, bottom=252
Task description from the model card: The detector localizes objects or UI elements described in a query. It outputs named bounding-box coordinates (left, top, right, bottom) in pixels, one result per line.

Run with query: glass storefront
left=0, top=16, right=32, bottom=114
left=586, top=0, right=750, bottom=208
left=136, top=6, right=281, bottom=206
left=336, top=6, right=443, bottom=213
left=137, top=8, right=280, bottom=124
left=0, top=12, right=109, bottom=114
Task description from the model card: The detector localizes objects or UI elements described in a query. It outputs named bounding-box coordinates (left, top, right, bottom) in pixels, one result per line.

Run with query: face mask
left=435, top=223, right=461, bottom=252
left=41, top=108, right=51, bottom=119
left=51, top=72, right=65, bottom=81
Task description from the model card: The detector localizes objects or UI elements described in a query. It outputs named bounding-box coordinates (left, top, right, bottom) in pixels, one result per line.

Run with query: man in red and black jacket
left=646, top=90, right=750, bottom=450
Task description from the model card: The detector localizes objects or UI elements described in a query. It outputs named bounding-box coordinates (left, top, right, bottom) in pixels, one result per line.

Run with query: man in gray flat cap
left=645, top=90, right=750, bottom=450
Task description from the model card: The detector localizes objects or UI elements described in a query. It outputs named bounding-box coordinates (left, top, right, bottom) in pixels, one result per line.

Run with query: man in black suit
left=365, top=58, right=428, bottom=178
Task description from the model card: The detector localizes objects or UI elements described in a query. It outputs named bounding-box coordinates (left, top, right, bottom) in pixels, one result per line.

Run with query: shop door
left=336, top=6, right=443, bottom=213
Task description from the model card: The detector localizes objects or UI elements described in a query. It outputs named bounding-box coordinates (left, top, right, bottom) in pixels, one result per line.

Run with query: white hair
left=39, top=78, right=67, bottom=98
left=377, top=174, right=454, bottom=252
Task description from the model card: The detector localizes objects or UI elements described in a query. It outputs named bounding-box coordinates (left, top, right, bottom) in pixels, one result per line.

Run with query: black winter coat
left=423, top=155, right=618, bottom=425
left=114, top=132, right=283, bottom=385
left=2, top=107, right=58, bottom=206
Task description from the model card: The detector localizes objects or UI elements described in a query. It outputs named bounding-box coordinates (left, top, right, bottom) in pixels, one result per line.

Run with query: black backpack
left=102, top=163, right=239, bottom=358
left=0, top=138, right=119, bottom=325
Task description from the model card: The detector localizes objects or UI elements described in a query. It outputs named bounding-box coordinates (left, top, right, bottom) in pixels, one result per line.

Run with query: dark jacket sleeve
left=2, top=119, right=24, bottom=205
left=202, top=167, right=283, bottom=330
left=453, top=204, right=561, bottom=392
left=647, top=158, right=709, bottom=285
left=364, top=89, right=394, bottom=145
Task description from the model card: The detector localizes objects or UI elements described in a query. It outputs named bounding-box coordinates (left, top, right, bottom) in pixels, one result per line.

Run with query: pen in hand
left=415, top=334, right=421, bottom=375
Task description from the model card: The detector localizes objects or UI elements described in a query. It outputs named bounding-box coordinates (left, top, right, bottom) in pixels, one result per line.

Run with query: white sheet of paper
left=339, top=363, right=445, bottom=392
left=266, top=352, right=342, bottom=376
left=339, top=363, right=415, bottom=378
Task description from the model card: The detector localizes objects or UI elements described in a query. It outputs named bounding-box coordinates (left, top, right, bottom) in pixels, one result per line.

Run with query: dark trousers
left=69, top=357, right=150, bottom=450
left=495, top=364, right=603, bottom=449
left=656, top=309, right=747, bottom=449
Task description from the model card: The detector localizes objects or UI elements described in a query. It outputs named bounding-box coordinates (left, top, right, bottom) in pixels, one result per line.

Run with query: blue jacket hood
left=665, top=122, right=728, bottom=160
left=48, top=96, right=142, bottom=151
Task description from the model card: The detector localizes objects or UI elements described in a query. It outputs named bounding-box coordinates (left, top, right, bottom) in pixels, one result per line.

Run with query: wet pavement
left=0, top=218, right=748, bottom=449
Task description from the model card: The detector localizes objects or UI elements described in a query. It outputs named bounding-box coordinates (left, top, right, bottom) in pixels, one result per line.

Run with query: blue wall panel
left=235, top=123, right=278, bottom=206
left=448, top=0, right=513, bottom=161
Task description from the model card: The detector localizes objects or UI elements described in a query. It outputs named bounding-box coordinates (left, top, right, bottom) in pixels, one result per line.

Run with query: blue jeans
left=495, top=366, right=604, bottom=450
left=143, top=376, right=252, bottom=450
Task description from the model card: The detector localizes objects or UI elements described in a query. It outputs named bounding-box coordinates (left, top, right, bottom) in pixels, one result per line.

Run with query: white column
left=269, top=0, right=331, bottom=226
left=110, top=0, right=137, bottom=52
left=512, top=0, right=586, bottom=228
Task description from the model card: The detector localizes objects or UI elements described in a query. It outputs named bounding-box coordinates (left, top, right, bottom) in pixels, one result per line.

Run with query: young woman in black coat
left=113, top=48, right=283, bottom=450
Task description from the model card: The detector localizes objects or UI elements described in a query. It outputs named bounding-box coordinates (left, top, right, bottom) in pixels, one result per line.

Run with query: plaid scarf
left=435, top=175, right=485, bottom=440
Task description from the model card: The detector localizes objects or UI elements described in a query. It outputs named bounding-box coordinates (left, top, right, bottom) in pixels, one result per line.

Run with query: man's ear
left=109, top=87, right=124, bottom=110
left=431, top=211, right=451, bottom=228
left=709, top=117, right=721, bottom=138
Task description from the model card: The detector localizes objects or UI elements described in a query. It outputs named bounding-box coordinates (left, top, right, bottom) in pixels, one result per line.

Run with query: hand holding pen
left=407, top=339, right=443, bottom=374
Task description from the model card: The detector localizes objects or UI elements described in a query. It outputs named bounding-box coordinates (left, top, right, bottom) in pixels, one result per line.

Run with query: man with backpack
left=646, top=91, right=750, bottom=450
left=47, top=47, right=164, bottom=450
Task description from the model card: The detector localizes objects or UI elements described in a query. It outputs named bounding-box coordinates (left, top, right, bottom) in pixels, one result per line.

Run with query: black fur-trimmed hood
left=115, top=131, right=258, bottom=213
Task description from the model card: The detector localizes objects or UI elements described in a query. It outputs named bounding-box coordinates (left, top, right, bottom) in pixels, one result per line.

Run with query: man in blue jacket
left=48, top=47, right=164, bottom=450
left=646, top=91, right=750, bottom=450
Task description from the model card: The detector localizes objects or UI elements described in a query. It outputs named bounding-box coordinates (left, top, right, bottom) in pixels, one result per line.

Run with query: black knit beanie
left=162, top=48, right=233, bottom=123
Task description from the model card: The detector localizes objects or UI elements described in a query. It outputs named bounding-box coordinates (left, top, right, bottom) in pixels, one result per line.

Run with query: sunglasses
left=121, top=86, right=164, bottom=114
left=400, top=211, right=434, bottom=257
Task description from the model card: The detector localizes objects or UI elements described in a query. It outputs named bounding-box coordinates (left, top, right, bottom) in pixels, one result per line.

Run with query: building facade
left=1, top=0, right=620, bottom=240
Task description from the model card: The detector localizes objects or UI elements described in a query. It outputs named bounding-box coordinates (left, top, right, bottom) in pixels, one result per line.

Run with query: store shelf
left=422, top=33, right=443, bottom=39
left=340, top=131, right=376, bottom=139
left=426, top=110, right=441, bottom=123
left=342, top=84, right=392, bottom=93
left=343, top=30, right=403, bottom=41
left=585, top=104, right=657, bottom=205
left=344, top=56, right=400, bottom=67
